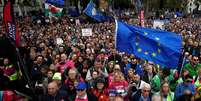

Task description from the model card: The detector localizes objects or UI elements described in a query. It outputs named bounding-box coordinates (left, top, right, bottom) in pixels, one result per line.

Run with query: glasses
left=186, top=80, right=192, bottom=83
left=76, top=89, right=85, bottom=92
left=143, top=90, right=150, bottom=92
left=194, top=59, right=199, bottom=61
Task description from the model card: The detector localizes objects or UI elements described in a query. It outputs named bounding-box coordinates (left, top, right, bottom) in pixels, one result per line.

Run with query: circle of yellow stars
left=136, top=32, right=161, bottom=57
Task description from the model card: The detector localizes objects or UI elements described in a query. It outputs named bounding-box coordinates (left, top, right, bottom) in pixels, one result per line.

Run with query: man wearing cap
left=74, top=82, right=98, bottom=101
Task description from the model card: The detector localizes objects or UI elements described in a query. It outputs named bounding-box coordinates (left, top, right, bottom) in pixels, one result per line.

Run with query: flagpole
left=179, top=53, right=188, bottom=76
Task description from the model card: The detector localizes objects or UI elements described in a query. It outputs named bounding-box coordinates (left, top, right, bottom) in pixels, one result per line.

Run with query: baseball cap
left=52, top=72, right=62, bottom=80
left=76, top=82, right=87, bottom=90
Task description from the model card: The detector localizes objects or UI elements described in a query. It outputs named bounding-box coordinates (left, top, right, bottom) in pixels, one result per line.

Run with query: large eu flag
left=83, top=0, right=108, bottom=22
left=115, top=20, right=182, bottom=68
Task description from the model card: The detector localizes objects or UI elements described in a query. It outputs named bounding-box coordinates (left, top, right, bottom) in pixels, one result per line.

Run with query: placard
left=82, top=28, right=92, bottom=36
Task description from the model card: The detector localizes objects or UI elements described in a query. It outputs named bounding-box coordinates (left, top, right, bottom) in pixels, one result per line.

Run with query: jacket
left=42, top=90, right=69, bottom=101
left=183, top=63, right=201, bottom=77
left=132, top=90, right=151, bottom=101
left=91, top=88, right=109, bottom=101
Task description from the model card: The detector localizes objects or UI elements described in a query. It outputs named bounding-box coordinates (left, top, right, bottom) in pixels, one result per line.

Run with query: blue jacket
left=175, top=83, right=195, bottom=98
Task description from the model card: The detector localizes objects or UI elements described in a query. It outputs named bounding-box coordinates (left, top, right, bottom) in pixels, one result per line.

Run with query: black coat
left=131, top=90, right=152, bottom=101
left=42, top=90, right=69, bottom=101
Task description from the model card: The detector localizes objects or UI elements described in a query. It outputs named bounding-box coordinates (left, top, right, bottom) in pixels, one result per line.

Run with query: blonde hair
left=113, top=71, right=125, bottom=82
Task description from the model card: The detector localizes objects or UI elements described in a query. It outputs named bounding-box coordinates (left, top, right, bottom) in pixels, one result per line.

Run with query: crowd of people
left=0, top=12, right=201, bottom=101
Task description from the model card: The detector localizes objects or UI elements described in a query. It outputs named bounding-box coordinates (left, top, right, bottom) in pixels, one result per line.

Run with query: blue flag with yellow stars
left=83, top=0, right=108, bottom=22
left=115, top=20, right=182, bottom=68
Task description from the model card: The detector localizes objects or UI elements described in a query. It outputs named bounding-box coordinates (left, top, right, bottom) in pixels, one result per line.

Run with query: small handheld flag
left=45, top=0, right=64, bottom=17
left=83, top=0, right=109, bottom=22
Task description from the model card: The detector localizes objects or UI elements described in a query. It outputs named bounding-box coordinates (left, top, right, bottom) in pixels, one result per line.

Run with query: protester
left=85, top=59, right=108, bottom=81
left=131, top=83, right=152, bottom=101
left=74, top=82, right=98, bottom=101
left=108, top=71, right=128, bottom=101
left=91, top=77, right=109, bottom=101
left=183, top=55, right=201, bottom=78
left=42, top=81, right=69, bottom=101
left=175, top=75, right=196, bottom=100
left=64, top=68, right=83, bottom=101
left=154, top=81, right=175, bottom=101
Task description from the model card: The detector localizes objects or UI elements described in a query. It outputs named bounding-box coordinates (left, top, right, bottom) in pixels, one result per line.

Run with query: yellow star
left=158, top=49, right=161, bottom=53
left=136, top=42, right=139, bottom=46
left=144, top=51, right=149, bottom=55
left=137, top=48, right=142, bottom=52
left=152, top=53, right=157, bottom=57
left=144, top=32, right=148, bottom=35
left=155, top=37, right=160, bottom=41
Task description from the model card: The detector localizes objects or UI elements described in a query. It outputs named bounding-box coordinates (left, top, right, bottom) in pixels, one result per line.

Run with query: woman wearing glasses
left=131, top=83, right=152, bottom=101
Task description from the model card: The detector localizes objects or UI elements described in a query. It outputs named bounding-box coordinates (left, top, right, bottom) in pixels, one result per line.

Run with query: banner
left=56, top=38, right=63, bottom=45
left=3, top=0, right=20, bottom=46
left=82, top=28, right=92, bottom=36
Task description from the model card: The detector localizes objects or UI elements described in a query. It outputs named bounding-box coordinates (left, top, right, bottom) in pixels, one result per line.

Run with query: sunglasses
left=194, top=59, right=199, bottom=61
left=76, top=89, right=85, bottom=91
left=143, top=90, right=150, bottom=92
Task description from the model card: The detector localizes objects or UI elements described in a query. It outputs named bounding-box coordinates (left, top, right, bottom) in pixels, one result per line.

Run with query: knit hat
left=52, top=72, right=62, bottom=80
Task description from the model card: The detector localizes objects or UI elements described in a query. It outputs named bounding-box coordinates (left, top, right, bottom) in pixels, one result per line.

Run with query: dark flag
left=3, top=0, right=20, bottom=46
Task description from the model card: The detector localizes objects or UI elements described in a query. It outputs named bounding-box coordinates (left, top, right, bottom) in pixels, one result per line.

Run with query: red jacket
left=91, top=88, right=109, bottom=101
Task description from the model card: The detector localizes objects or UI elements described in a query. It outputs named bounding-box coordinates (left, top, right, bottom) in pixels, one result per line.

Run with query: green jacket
left=183, top=63, right=201, bottom=77
left=151, top=74, right=161, bottom=94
